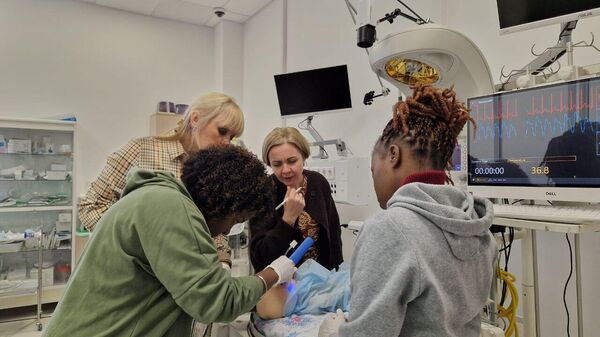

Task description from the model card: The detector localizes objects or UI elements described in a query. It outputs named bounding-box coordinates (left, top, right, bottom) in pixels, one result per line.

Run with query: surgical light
left=369, top=24, right=494, bottom=100
left=384, top=57, right=440, bottom=85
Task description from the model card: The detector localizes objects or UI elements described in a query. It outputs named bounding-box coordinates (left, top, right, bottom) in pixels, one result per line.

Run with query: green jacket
left=43, top=169, right=263, bottom=337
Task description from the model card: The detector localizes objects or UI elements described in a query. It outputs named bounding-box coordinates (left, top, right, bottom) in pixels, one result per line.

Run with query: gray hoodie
left=339, top=183, right=496, bottom=337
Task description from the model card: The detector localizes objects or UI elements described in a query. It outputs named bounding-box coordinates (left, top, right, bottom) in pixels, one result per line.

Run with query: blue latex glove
left=317, top=309, right=345, bottom=337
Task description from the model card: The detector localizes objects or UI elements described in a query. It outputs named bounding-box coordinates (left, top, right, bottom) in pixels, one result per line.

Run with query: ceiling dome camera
left=214, top=7, right=225, bottom=18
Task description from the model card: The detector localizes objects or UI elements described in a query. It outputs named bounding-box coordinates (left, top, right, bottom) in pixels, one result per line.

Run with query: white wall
left=244, top=1, right=600, bottom=337
left=215, top=20, right=244, bottom=103
left=0, top=0, right=215, bottom=194
left=242, top=0, right=285, bottom=155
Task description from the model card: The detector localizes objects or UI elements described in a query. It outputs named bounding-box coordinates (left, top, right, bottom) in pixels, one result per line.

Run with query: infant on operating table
left=256, top=259, right=350, bottom=320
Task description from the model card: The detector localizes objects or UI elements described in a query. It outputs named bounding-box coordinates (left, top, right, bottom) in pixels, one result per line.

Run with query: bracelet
left=256, top=274, right=269, bottom=293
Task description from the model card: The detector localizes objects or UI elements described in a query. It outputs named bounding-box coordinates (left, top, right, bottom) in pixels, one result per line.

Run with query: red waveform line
left=472, top=84, right=600, bottom=122
left=526, top=86, right=600, bottom=116
left=472, top=99, right=519, bottom=122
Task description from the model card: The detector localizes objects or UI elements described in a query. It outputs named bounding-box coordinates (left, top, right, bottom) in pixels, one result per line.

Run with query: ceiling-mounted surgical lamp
left=369, top=24, right=495, bottom=101
left=352, top=0, right=494, bottom=103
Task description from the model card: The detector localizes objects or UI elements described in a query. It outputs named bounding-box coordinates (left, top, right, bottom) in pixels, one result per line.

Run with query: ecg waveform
left=472, top=85, right=600, bottom=123
left=471, top=82, right=600, bottom=141
left=474, top=122, right=518, bottom=141
left=474, top=115, right=599, bottom=141
left=524, top=112, right=599, bottom=137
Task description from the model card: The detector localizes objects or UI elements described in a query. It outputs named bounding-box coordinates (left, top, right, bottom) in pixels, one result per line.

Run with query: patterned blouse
left=297, top=176, right=320, bottom=263
left=78, top=137, right=230, bottom=263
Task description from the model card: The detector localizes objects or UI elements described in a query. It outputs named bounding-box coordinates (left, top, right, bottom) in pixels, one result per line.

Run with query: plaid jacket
left=78, top=137, right=231, bottom=264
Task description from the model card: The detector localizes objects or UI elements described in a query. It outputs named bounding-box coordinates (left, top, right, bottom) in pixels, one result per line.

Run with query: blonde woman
left=79, top=92, right=243, bottom=265
left=249, top=127, right=343, bottom=273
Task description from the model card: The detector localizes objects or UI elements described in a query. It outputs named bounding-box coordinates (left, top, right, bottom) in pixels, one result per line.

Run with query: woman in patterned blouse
left=78, top=92, right=243, bottom=266
left=249, top=127, right=343, bottom=272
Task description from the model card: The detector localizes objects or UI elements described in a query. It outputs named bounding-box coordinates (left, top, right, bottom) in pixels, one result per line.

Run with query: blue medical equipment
left=289, top=237, right=314, bottom=265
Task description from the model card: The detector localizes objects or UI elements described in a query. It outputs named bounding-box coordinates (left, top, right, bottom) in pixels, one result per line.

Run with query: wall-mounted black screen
left=274, top=65, right=352, bottom=117
left=468, top=76, right=600, bottom=187
left=497, top=0, right=599, bottom=29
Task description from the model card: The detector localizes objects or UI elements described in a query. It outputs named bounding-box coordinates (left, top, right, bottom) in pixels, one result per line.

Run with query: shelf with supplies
left=0, top=153, right=72, bottom=157
left=0, top=179, right=72, bottom=182
left=0, top=285, right=66, bottom=310
left=0, top=205, right=73, bottom=213
left=0, top=117, right=76, bottom=325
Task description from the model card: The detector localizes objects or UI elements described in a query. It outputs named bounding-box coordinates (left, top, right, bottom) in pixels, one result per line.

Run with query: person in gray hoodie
left=319, top=84, right=497, bottom=337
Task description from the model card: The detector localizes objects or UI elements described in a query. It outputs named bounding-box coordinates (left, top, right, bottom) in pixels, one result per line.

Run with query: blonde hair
left=262, top=127, right=311, bottom=165
left=157, top=92, right=244, bottom=141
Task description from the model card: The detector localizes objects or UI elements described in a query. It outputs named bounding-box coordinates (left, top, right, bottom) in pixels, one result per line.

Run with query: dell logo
left=546, top=192, right=557, bottom=196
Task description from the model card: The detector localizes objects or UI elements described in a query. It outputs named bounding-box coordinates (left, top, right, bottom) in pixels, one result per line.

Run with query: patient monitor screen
left=467, top=76, right=600, bottom=187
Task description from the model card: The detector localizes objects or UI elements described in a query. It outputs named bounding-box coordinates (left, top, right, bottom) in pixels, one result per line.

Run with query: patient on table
left=256, top=259, right=350, bottom=320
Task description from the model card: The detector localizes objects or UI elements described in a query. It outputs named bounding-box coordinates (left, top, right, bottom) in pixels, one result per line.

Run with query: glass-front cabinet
left=0, top=117, right=76, bottom=310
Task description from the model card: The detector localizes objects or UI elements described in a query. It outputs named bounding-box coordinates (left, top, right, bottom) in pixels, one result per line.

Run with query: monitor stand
left=503, top=21, right=578, bottom=85
left=304, top=115, right=348, bottom=159
left=551, top=200, right=598, bottom=207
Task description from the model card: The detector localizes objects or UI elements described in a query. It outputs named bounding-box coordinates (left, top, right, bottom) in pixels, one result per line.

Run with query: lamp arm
left=378, top=0, right=430, bottom=25
left=355, top=0, right=431, bottom=48
left=356, top=0, right=372, bottom=28
left=378, top=8, right=422, bottom=25
left=396, top=0, right=427, bottom=23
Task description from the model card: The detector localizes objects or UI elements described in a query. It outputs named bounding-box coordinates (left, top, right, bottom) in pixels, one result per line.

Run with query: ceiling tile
left=226, top=0, right=272, bottom=16
left=93, top=0, right=162, bottom=15
left=181, top=0, right=227, bottom=7
left=153, top=0, right=215, bottom=26
left=74, top=0, right=268, bottom=26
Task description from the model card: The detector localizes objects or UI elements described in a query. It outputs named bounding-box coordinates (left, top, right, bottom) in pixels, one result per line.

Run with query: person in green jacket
left=43, top=145, right=296, bottom=337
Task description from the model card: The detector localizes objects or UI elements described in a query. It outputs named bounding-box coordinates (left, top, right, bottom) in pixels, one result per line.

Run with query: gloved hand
left=266, top=255, right=296, bottom=285
left=318, top=309, right=345, bottom=337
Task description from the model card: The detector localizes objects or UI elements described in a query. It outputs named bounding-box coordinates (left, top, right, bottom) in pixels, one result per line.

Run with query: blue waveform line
left=473, top=113, right=600, bottom=141
left=475, top=122, right=518, bottom=141
left=524, top=112, right=599, bottom=137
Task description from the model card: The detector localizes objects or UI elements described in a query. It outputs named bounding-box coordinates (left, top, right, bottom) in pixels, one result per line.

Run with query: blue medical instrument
left=289, top=237, right=314, bottom=265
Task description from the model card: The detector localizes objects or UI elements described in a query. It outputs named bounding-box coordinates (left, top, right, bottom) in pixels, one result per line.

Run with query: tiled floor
left=0, top=314, right=251, bottom=337
left=0, top=317, right=49, bottom=337
left=0, top=304, right=55, bottom=337
left=0, top=302, right=251, bottom=337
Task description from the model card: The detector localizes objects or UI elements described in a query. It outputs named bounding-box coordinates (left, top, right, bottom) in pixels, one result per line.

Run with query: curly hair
left=377, top=84, right=475, bottom=182
left=181, top=145, right=273, bottom=223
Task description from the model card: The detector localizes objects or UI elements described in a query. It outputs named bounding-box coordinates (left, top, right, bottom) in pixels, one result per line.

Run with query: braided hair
left=377, top=84, right=475, bottom=182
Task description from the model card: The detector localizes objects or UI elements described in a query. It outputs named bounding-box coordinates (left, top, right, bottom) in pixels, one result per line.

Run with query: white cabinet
left=150, top=112, right=182, bottom=136
left=0, top=117, right=77, bottom=311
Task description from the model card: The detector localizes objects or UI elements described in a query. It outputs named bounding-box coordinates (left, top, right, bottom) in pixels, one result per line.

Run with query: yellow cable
left=497, top=268, right=519, bottom=337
